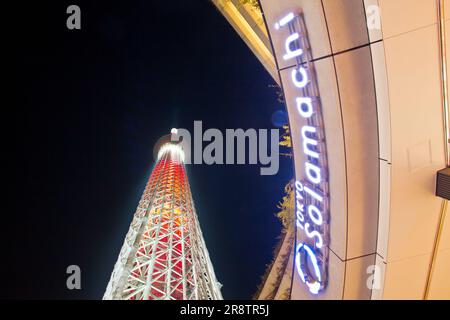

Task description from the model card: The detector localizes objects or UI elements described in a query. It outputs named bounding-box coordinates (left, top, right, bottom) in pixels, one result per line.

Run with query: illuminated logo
left=274, top=11, right=330, bottom=295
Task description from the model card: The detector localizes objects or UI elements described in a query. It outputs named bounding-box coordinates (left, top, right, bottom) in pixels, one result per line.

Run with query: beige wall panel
left=279, top=57, right=348, bottom=260
left=384, top=25, right=445, bottom=262
left=437, top=202, right=450, bottom=251
left=428, top=248, right=450, bottom=299
left=445, top=0, right=450, bottom=21
left=370, top=254, right=387, bottom=300
left=427, top=203, right=450, bottom=299
left=279, top=58, right=348, bottom=298
left=315, top=58, right=348, bottom=260
left=379, top=0, right=437, bottom=39
left=446, top=20, right=450, bottom=114
left=364, top=0, right=383, bottom=42
left=383, top=254, right=431, bottom=299
left=322, top=0, right=369, bottom=53
left=377, top=160, right=391, bottom=260
left=371, top=41, right=392, bottom=162
left=334, top=47, right=379, bottom=259
left=343, top=254, right=377, bottom=299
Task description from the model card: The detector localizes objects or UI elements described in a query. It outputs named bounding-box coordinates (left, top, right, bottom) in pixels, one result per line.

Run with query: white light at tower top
left=157, top=143, right=185, bottom=163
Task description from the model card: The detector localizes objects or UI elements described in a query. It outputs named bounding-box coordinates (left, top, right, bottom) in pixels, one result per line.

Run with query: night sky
left=7, top=0, right=292, bottom=299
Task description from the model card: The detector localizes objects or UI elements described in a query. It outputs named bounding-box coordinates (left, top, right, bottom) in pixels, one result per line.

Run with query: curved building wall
left=258, top=0, right=449, bottom=299
left=370, top=0, right=448, bottom=300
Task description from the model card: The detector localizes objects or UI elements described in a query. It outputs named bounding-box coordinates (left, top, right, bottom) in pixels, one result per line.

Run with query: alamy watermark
left=366, top=264, right=382, bottom=291
left=366, top=4, right=381, bottom=30
left=170, top=121, right=280, bottom=176
left=66, top=265, right=81, bottom=290
left=66, top=5, right=81, bottom=30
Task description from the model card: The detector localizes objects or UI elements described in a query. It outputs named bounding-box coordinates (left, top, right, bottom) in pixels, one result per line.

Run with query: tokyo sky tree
left=104, top=132, right=223, bottom=300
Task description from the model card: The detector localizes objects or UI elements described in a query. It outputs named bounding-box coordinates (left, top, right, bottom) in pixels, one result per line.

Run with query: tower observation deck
left=104, top=132, right=223, bottom=300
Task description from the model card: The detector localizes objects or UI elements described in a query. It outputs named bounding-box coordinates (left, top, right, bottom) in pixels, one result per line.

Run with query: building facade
left=215, top=0, right=450, bottom=299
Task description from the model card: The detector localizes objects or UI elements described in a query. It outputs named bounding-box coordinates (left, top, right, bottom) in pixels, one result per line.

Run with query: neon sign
left=274, top=11, right=330, bottom=295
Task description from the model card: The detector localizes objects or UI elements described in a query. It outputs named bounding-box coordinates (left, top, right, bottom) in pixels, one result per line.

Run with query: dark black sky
left=7, top=0, right=292, bottom=299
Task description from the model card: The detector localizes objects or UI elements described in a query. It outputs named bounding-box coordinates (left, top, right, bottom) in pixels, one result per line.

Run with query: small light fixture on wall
left=436, top=167, right=450, bottom=200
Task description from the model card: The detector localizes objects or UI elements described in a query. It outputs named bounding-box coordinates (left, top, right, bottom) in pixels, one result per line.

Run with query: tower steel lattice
left=104, top=134, right=223, bottom=300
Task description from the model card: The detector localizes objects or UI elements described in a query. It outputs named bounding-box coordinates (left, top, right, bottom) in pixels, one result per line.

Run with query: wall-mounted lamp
left=436, top=168, right=450, bottom=200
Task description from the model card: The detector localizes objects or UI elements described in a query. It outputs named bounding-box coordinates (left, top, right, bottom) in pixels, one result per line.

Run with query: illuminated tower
left=104, top=131, right=223, bottom=300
